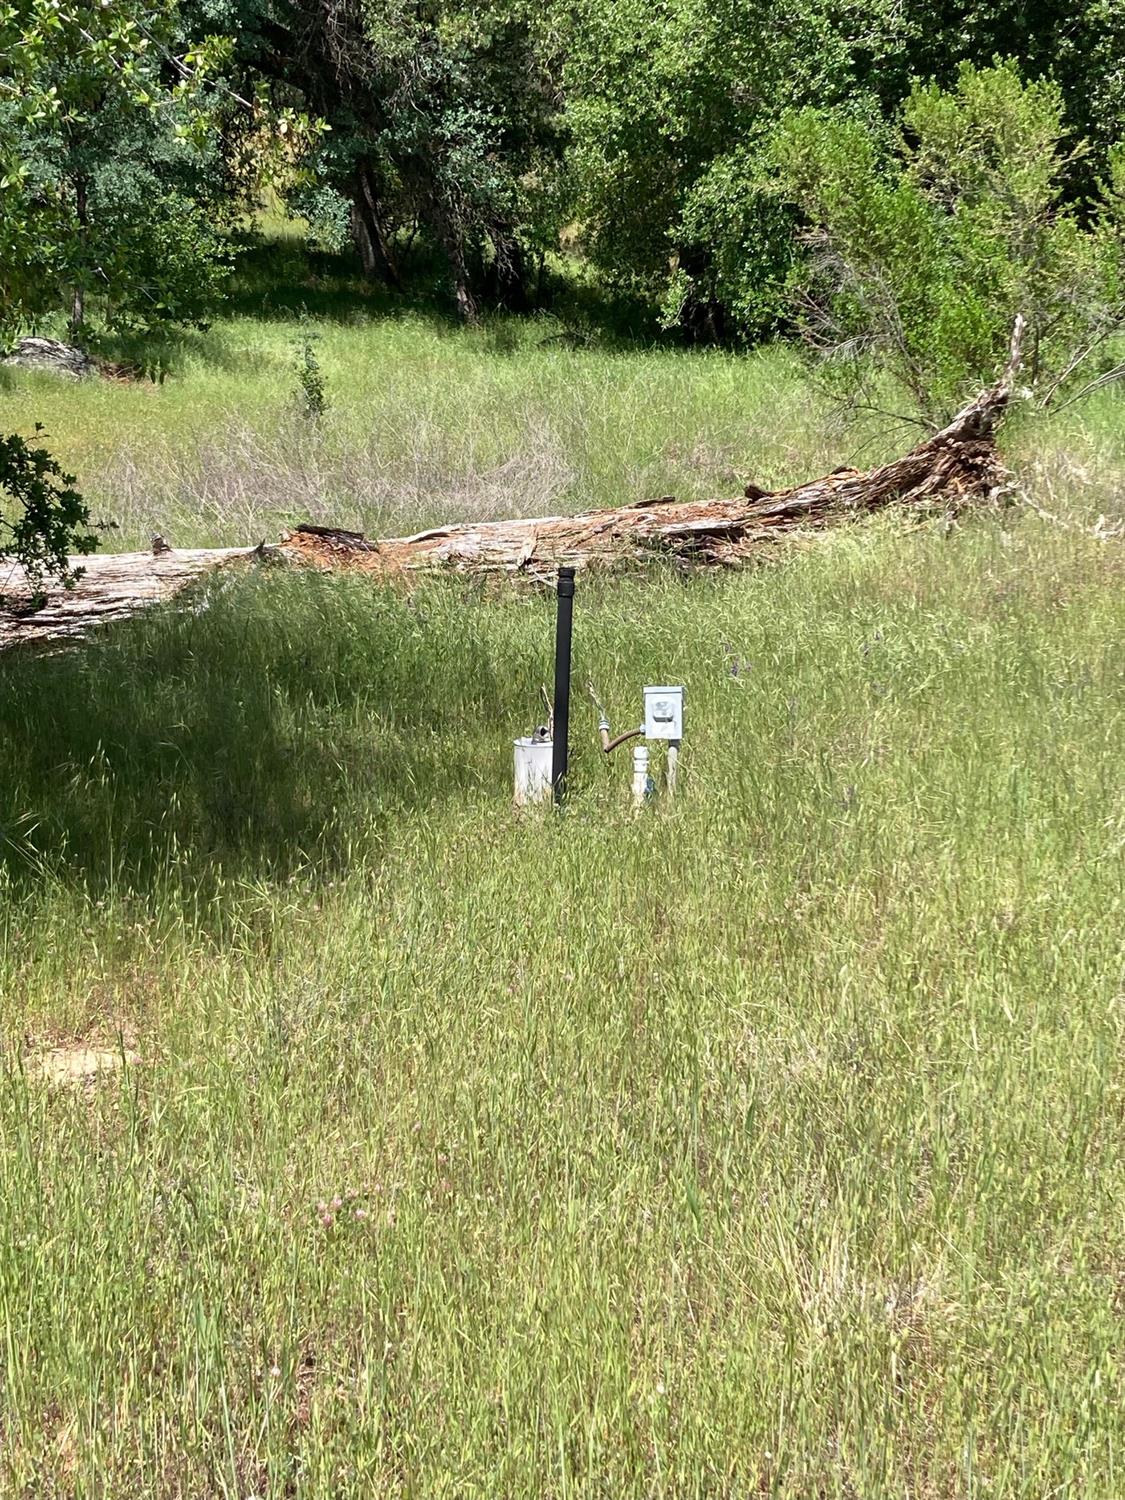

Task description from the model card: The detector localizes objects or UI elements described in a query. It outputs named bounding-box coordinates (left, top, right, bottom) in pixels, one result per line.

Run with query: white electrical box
left=643, top=685, right=684, bottom=741
left=513, top=736, right=553, bottom=805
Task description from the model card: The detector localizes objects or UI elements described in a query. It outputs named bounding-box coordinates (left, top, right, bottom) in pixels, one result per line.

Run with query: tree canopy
left=1, top=3, right=1123, bottom=584
left=0, top=0, right=241, bottom=339
left=1, top=0, right=1122, bottom=346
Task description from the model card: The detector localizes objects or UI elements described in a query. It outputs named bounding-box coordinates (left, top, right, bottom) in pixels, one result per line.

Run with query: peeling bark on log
left=0, top=330, right=1023, bottom=652
left=0, top=547, right=255, bottom=649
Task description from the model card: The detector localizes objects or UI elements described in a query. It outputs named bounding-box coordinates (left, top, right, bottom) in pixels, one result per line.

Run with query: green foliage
left=843, top=0, right=1125, bottom=208
left=669, top=155, right=798, bottom=339
left=6, top=0, right=1125, bottom=345
left=290, top=182, right=353, bottom=254
left=0, top=426, right=95, bottom=593
left=771, top=62, right=1125, bottom=424
left=557, top=1, right=1125, bottom=343
left=291, top=323, right=327, bottom=422
left=559, top=0, right=820, bottom=339
left=1099, top=146, right=1125, bottom=256
left=221, top=0, right=565, bottom=318
left=0, top=0, right=234, bottom=340
left=555, top=0, right=890, bottom=339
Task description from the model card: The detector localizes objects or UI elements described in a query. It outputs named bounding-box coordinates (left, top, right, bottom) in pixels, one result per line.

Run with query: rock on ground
left=1, top=337, right=98, bottom=380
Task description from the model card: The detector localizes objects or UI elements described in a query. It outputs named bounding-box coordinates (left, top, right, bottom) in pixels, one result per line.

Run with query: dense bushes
left=2, top=0, right=1123, bottom=359
left=558, top=2, right=1124, bottom=348
left=771, top=64, right=1124, bottom=423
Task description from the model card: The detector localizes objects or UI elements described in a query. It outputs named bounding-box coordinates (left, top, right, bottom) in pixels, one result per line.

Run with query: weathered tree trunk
left=68, top=174, right=89, bottom=340
left=1, top=338, right=98, bottom=380
left=0, top=330, right=1023, bottom=652
left=283, top=337, right=1020, bottom=580
left=0, top=547, right=252, bottom=649
left=429, top=199, right=478, bottom=323
left=351, top=163, right=402, bottom=287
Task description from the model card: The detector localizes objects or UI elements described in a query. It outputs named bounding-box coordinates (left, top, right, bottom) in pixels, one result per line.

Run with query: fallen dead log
left=0, top=326, right=1023, bottom=651
left=0, top=545, right=256, bottom=649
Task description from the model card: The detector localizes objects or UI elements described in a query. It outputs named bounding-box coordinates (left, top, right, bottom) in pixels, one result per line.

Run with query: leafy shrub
left=292, top=326, right=328, bottom=422
left=0, top=0, right=234, bottom=342
left=662, top=154, right=796, bottom=341
left=771, top=62, right=1125, bottom=425
left=0, top=427, right=97, bottom=597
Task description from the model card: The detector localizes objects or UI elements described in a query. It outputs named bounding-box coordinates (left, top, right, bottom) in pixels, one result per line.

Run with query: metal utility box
left=643, top=685, right=684, bottom=741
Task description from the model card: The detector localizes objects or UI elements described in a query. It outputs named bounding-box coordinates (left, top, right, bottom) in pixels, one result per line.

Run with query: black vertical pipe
left=551, top=566, right=575, bottom=803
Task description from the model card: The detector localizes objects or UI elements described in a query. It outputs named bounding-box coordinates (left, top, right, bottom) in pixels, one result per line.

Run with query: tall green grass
left=2, top=316, right=844, bottom=550
left=4, top=241, right=1119, bottom=556
left=2, top=236, right=1123, bottom=1491
left=0, top=507, right=1121, bottom=1495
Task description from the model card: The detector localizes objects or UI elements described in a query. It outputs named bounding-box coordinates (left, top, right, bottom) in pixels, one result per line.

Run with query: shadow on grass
left=0, top=238, right=676, bottom=393
left=0, top=571, right=550, bottom=896
left=1, top=233, right=671, bottom=388
left=223, top=235, right=463, bottom=329
left=225, top=235, right=666, bottom=349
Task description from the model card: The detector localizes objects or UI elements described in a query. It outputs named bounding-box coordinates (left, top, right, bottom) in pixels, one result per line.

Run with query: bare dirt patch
left=30, top=1045, right=142, bottom=1088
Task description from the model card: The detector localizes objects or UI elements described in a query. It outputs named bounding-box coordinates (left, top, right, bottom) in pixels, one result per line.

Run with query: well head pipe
left=550, top=567, right=575, bottom=803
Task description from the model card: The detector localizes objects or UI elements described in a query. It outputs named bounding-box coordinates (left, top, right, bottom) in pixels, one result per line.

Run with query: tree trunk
left=283, top=372, right=1014, bottom=579
left=351, top=203, right=379, bottom=277
left=485, top=227, right=531, bottom=311
left=67, top=175, right=89, bottom=340
left=351, top=163, right=401, bottom=287
left=429, top=199, right=478, bottom=323
left=69, top=286, right=85, bottom=342
left=0, top=330, right=1025, bottom=652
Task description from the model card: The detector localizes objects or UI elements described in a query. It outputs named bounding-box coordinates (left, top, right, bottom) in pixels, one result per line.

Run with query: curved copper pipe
left=601, top=726, right=644, bottom=754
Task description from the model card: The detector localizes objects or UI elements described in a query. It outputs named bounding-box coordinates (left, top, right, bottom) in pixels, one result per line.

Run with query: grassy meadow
left=2, top=239, right=1116, bottom=555
left=0, top=249, right=1123, bottom=1495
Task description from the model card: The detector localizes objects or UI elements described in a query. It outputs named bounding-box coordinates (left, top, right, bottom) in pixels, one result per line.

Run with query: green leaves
left=0, top=425, right=96, bottom=590
left=552, top=1, right=1125, bottom=344
left=770, top=63, right=1125, bottom=424
left=0, top=0, right=235, bottom=339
